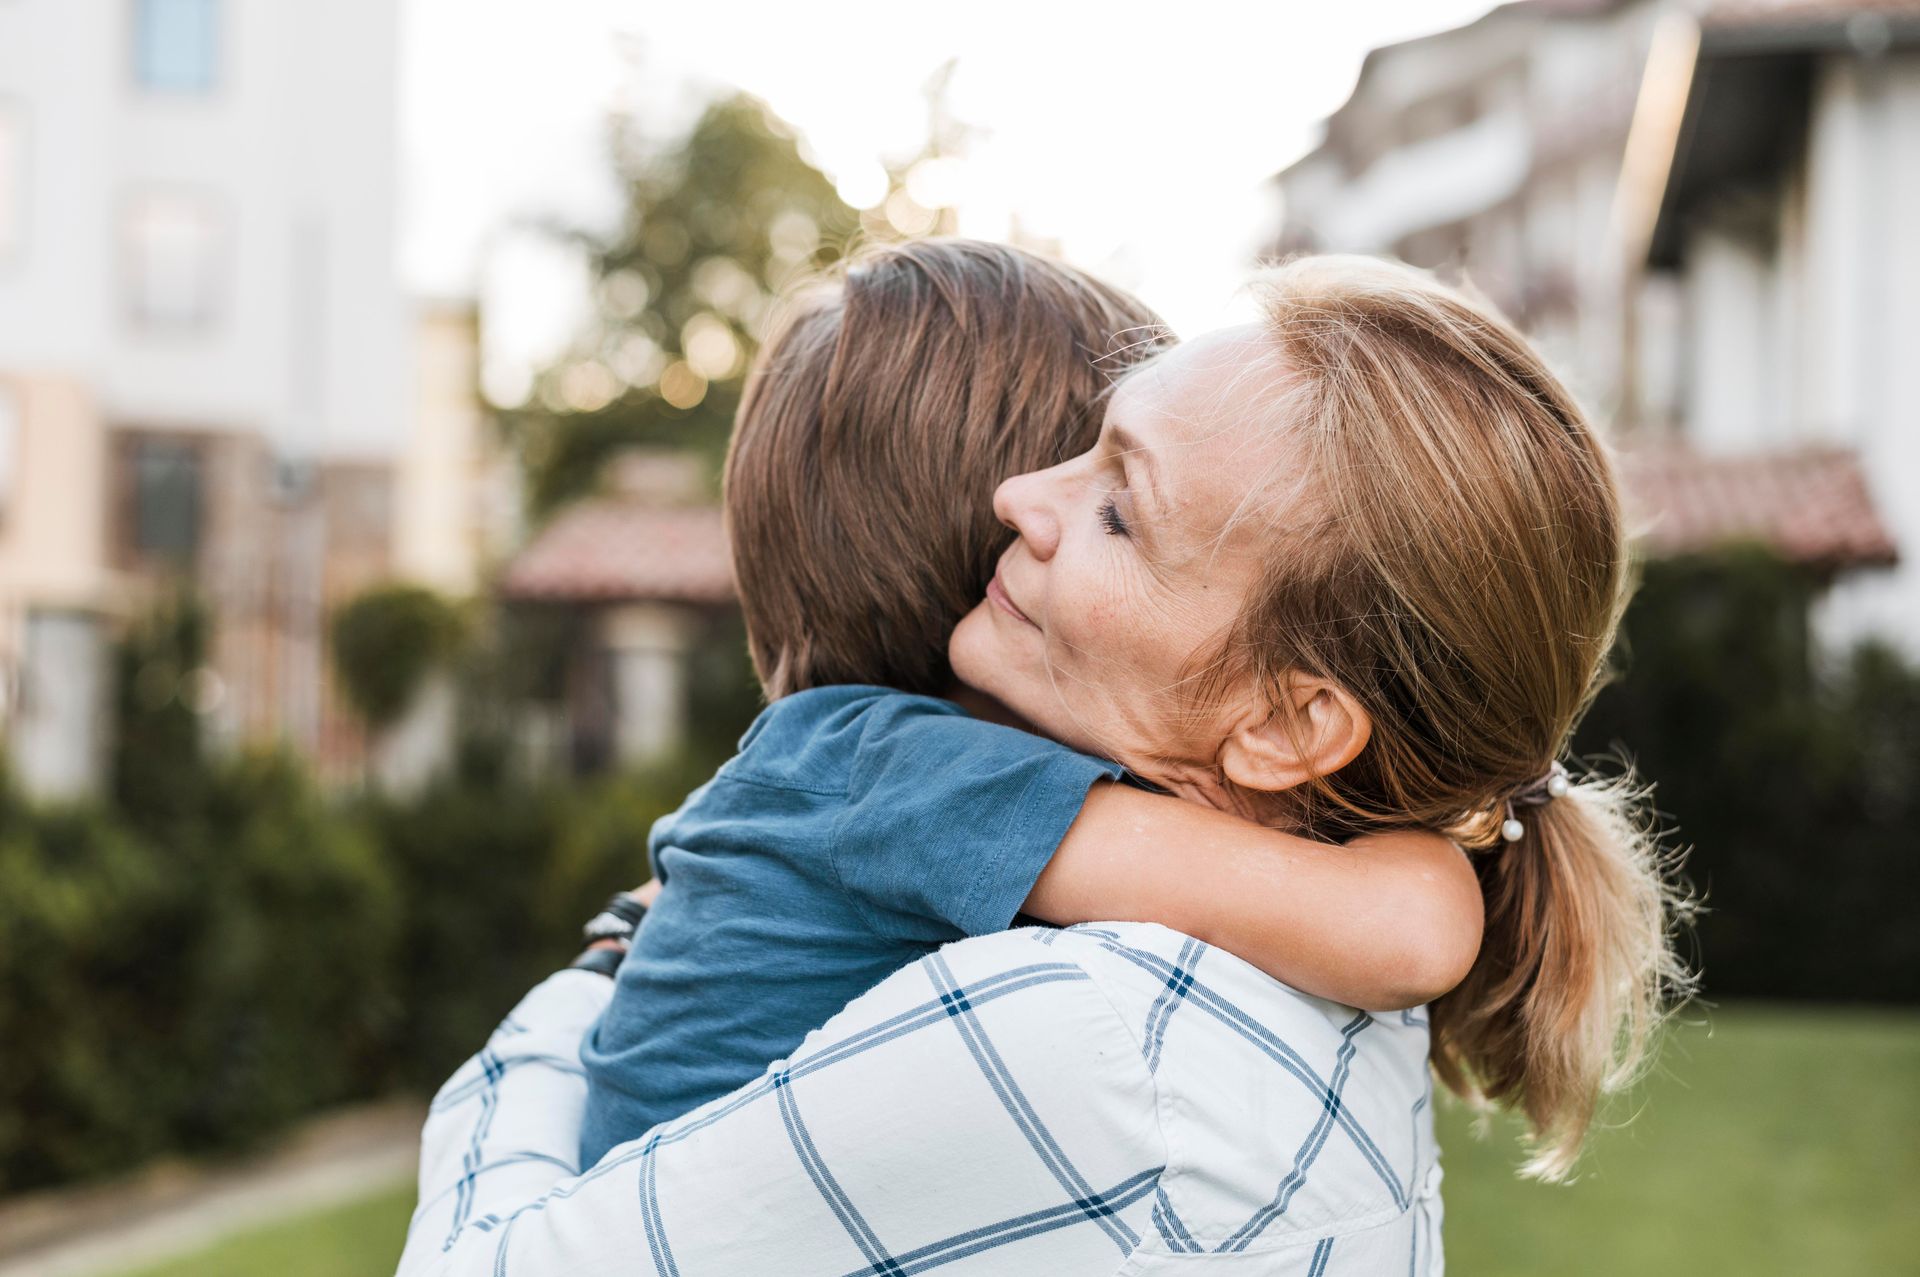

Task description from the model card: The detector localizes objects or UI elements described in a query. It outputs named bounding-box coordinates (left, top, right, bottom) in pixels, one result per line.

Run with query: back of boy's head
left=725, top=238, right=1170, bottom=699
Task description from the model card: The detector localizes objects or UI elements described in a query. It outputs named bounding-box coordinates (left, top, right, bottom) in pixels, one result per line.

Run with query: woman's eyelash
left=1098, top=496, right=1131, bottom=537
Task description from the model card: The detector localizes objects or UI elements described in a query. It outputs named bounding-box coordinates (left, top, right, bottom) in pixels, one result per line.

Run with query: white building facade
left=0, top=0, right=415, bottom=794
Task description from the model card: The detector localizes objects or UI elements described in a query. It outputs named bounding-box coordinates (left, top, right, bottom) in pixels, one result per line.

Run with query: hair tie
left=1501, top=761, right=1571, bottom=842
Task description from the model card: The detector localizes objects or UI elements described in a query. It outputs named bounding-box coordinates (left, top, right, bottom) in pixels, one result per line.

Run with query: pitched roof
left=1617, top=444, right=1898, bottom=570
left=499, top=502, right=735, bottom=604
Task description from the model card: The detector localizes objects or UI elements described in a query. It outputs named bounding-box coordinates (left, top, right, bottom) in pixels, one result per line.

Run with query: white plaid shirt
left=398, top=923, right=1444, bottom=1276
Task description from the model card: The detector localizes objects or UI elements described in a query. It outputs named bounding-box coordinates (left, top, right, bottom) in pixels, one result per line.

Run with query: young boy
left=577, top=240, right=1478, bottom=1165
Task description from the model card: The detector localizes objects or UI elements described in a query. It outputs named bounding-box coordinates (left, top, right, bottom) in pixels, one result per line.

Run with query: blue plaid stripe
left=446, top=1048, right=505, bottom=1248
left=1406, top=1079, right=1431, bottom=1277
left=1140, top=937, right=1204, bottom=1074
left=1090, top=936, right=1408, bottom=1211
left=1150, top=1184, right=1203, bottom=1253
left=431, top=1053, right=586, bottom=1112
left=925, top=953, right=1139, bottom=1253
left=410, top=1151, right=576, bottom=1225
left=639, top=1133, right=681, bottom=1277
left=776, top=1070, right=902, bottom=1274
left=835, top=1167, right=1161, bottom=1277
left=1218, top=1011, right=1373, bottom=1251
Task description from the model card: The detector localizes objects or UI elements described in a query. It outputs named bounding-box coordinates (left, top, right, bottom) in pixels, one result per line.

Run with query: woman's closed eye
left=1098, top=495, right=1132, bottom=537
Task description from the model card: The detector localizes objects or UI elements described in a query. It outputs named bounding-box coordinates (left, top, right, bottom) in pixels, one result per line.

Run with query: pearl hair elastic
left=1500, top=760, right=1571, bottom=843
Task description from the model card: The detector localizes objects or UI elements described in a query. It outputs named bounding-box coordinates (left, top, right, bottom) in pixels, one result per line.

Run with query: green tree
left=329, top=584, right=467, bottom=734
left=510, top=94, right=861, bottom=518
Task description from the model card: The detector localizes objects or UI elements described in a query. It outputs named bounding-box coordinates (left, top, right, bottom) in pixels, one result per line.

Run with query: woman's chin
left=948, top=603, right=1002, bottom=699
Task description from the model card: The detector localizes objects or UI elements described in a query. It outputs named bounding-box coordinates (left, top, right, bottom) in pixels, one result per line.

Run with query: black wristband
left=569, top=945, right=627, bottom=980
left=581, top=891, right=649, bottom=947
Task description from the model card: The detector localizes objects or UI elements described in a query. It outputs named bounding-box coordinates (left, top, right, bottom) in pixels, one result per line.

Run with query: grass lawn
left=1438, top=1003, right=1920, bottom=1274
left=116, top=1004, right=1918, bottom=1277
left=115, top=1184, right=417, bottom=1277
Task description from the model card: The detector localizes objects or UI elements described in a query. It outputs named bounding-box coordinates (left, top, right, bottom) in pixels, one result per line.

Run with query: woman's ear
left=1218, top=673, right=1372, bottom=794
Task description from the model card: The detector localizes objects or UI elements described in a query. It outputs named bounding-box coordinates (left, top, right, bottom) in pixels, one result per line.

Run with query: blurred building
left=1273, top=0, right=1656, bottom=401
left=1628, top=0, right=1920, bottom=648
left=0, top=1, right=498, bottom=795
left=1273, top=0, right=1913, bottom=654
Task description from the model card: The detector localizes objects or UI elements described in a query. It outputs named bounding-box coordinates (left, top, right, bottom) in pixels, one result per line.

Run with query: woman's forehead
left=1109, top=323, right=1290, bottom=450
left=1106, top=323, right=1304, bottom=555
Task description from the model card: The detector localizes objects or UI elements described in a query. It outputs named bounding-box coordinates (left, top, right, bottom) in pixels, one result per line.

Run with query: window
left=0, top=101, right=22, bottom=262
left=124, top=190, right=221, bottom=329
left=128, top=436, right=203, bottom=562
left=133, top=0, right=220, bottom=93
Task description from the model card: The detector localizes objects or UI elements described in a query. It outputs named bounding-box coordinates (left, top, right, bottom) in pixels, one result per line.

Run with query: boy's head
left=725, top=238, right=1170, bottom=699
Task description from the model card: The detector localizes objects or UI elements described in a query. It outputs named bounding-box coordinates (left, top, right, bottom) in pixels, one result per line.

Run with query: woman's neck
left=945, top=683, right=1033, bottom=733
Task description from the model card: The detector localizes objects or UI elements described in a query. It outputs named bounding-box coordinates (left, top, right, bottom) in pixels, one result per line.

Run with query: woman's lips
left=986, top=573, right=1037, bottom=628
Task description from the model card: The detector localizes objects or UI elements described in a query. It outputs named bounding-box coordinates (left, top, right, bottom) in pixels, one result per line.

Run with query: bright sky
left=399, top=0, right=1498, bottom=405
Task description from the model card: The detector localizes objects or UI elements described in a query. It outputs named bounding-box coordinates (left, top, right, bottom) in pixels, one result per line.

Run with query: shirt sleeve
left=394, top=932, right=1167, bottom=1277
left=829, top=700, right=1125, bottom=944
left=398, top=969, right=609, bottom=1276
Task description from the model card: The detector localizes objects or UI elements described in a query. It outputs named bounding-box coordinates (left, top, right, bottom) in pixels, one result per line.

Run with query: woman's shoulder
left=1004, top=922, right=1440, bottom=1256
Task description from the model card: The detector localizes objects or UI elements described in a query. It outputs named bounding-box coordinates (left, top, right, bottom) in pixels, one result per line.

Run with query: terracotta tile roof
left=1617, top=444, right=1898, bottom=570
left=500, top=501, right=735, bottom=604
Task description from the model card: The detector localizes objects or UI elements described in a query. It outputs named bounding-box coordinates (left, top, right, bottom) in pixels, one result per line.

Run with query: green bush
left=1575, top=546, right=1920, bottom=1003
left=0, top=754, right=395, bottom=1193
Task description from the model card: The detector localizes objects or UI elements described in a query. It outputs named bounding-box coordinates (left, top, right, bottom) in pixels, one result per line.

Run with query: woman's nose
left=993, top=468, right=1061, bottom=561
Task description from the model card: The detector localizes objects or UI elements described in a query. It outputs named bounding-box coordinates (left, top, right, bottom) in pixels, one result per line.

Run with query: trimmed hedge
left=0, top=755, right=691, bottom=1196
left=0, top=754, right=397, bottom=1192
left=1574, top=546, right=1920, bottom=1004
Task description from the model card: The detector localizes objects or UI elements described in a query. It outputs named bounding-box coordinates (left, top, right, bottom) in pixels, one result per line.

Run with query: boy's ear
left=1218, top=673, right=1372, bottom=795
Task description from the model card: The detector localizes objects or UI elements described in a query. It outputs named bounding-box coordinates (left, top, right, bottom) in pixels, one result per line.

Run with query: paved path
left=0, top=1099, right=424, bottom=1277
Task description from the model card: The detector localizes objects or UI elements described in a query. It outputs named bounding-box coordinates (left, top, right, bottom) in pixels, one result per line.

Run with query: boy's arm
left=1023, top=782, right=1483, bottom=1011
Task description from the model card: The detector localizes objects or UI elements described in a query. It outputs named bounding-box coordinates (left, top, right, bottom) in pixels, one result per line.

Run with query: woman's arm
left=401, top=969, right=610, bottom=1273
left=1022, top=782, right=1483, bottom=1010
left=396, top=932, right=1165, bottom=1276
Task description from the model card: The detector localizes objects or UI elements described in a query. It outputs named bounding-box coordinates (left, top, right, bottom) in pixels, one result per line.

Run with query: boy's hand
left=630, top=880, right=662, bottom=908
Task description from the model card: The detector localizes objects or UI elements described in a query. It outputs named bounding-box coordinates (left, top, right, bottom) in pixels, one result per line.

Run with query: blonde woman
left=401, top=256, right=1689, bottom=1276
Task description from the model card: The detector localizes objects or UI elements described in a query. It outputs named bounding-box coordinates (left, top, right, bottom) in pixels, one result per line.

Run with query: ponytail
left=1431, top=772, right=1695, bottom=1180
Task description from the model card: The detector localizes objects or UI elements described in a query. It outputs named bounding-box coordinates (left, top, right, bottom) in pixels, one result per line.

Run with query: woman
left=399, top=255, right=1690, bottom=1274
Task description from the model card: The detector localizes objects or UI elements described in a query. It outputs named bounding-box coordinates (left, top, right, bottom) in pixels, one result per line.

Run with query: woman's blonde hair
left=1222, top=255, right=1694, bottom=1179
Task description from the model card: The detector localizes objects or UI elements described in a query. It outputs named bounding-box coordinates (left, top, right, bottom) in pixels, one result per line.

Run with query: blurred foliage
left=109, top=591, right=213, bottom=828
left=1575, top=545, right=1920, bottom=1003
left=329, top=584, right=469, bottom=733
left=0, top=751, right=396, bottom=1193
left=508, top=94, right=861, bottom=518
left=0, top=745, right=690, bottom=1194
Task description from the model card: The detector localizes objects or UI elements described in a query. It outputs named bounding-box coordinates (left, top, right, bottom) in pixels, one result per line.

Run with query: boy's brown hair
left=725, top=238, right=1169, bottom=698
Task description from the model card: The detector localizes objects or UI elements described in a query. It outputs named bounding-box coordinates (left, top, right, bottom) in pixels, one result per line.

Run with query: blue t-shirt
left=577, top=685, right=1124, bottom=1167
